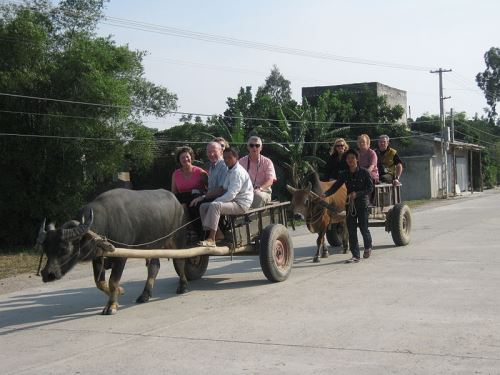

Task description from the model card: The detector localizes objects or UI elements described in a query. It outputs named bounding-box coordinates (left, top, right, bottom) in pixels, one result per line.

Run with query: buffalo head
left=286, top=183, right=312, bottom=219
left=37, top=208, right=94, bottom=282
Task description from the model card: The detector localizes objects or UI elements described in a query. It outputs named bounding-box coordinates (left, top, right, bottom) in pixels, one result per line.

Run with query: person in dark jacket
left=324, top=148, right=374, bottom=263
left=323, top=138, right=349, bottom=181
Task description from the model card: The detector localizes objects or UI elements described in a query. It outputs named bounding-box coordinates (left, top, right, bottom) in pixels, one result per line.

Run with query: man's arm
left=216, top=172, right=243, bottom=203
left=189, top=187, right=225, bottom=207
left=324, top=173, right=346, bottom=197
left=257, top=158, right=276, bottom=191
left=257, top=177, right=274, bottom=191
left=393, top=154, right=403, bottom=179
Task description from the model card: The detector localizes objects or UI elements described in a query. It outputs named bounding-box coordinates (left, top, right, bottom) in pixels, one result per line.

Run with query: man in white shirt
left=199, top=147, right=254, bottom=247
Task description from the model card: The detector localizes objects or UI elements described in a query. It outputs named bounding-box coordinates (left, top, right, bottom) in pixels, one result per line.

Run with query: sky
left=94, top=0, right=499, bottom=130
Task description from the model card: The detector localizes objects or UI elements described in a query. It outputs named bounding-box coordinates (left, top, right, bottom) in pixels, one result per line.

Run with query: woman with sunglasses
left=324, top=138, right=349, bottom=181
left=239, top=136, right=276, bottom=208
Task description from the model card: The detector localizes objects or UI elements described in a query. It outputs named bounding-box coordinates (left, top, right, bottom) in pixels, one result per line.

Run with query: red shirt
left=172, top=166, right=207, bottom=193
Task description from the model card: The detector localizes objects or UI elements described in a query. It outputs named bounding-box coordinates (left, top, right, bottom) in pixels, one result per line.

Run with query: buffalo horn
left=36, top=219, right=47, bottom=245
left=286, top=185, right=297, bottom=193
left=61, top=208, right=94, bottom=241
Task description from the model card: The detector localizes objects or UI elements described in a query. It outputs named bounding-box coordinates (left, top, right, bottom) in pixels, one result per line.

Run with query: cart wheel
left=390, top=203, right=412, bottom=246
left=259, top=224, right=294, bottom=282
left=326, top=223, right=343, bottom=247
left=173, top=255, right=209, bottom=281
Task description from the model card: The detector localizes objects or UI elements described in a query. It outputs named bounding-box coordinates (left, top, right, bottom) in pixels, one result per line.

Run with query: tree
left=476, top=47, right=500, bottom=122
left=0, top=0, right=177, bottom=246
left=255, top=65, right=293, bottom=105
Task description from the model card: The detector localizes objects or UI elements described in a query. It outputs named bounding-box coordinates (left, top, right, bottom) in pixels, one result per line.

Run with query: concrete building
left=395, top=135, right=484, bottom=200
left=302, top=82, right=407, bottom=123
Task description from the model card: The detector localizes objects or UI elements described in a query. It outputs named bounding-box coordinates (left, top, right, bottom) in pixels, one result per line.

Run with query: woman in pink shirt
left=171, top=146, right=208, bottom=239
left=357, top=134, right=379, bottom=183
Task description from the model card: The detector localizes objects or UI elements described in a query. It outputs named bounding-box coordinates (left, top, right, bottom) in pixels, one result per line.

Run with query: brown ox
left=287, top=172, right=348, bottom=262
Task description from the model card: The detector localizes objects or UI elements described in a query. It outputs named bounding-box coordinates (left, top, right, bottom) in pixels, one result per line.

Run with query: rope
left=348, top=196, right=357, bottom=217
left=102, top=217, right=199, bottom=247
left=306, top=193, right=329, bottom=228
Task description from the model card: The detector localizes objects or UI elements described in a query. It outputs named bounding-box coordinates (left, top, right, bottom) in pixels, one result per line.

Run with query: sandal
left=198, top=240, right=217, bottom=247
left=345, top=257, right=360, bottom=263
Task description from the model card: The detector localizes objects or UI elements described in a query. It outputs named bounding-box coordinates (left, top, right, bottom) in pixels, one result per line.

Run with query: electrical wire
left=0, top=104, right=442, bottom=129
left=0, top=0, right=433, bottom=72
left=0, top=92, right=436, bottom=126
left=102, top=16, right=433, bottom=72
left=0, top=131, right=442, bottom=144
left=454, top=129, right=497, bottom=146
left=453, top=119, right=500, bottom=139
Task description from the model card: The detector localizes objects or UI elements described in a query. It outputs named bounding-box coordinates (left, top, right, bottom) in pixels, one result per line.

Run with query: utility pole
left=450, top=108, right=456, bottom=196
left=430, top=68, right=452, bottom=198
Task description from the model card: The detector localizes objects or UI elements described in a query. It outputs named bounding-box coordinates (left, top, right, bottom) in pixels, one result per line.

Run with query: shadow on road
left=191, top=277, right=269, bottom=291
left=293, top=243, right=399, bottom=267
left=0, top=277, right=181, bottom=335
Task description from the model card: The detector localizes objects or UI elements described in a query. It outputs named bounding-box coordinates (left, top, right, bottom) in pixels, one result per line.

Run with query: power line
left=0, top=109, right=104, bottom=121
left=454, top=119, right=500, bottom=139
left=454, top=129, right=496, bottom=146
left=0, top=92, right=436, bottom=126
left=0, top=131, right=441, bottom=144
left=0, top=103, right=441, bottom=129
left=102, top=16, right=433, bottom=72
left=1, top=1, right=433, bottom=72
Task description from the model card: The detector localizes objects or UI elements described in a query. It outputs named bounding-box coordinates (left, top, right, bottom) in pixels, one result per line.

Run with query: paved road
left=1, top=190, right=500, bottom=374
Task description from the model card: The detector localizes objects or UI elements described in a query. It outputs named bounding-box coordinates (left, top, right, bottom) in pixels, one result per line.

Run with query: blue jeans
left=346, top=198, right=372, bottom=259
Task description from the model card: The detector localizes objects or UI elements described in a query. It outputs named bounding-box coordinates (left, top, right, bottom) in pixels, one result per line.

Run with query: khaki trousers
left=200, top=201, right=246, bottom=232
left=251, top=190, right=271, bottom=208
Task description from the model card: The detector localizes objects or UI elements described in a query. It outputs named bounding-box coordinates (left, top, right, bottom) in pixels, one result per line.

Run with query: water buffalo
left=287, top=172, right=348, bottom=262
left=37, top=188, right=188, bottom=315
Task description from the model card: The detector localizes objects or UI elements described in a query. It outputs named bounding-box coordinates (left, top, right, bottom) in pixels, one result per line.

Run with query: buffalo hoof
left=136, top=293, right=151, bottom=304
left=342, top=248, right=348, bottom=254
left=321, top=251, right=329, bottom=258
left=313, top=256, right=320, bottom=263
left=102, top=303, right=118, bottom=315
left=176, top=285, right=188, bottom=294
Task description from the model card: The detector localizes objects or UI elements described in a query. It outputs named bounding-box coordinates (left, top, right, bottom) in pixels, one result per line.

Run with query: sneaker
left=363, top=248, right=372, bottom=259
left=345, top=257, right=360, bottom=263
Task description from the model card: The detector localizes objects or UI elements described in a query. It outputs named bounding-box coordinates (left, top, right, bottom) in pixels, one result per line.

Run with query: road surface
left=1, top=190, right=499, bottom=374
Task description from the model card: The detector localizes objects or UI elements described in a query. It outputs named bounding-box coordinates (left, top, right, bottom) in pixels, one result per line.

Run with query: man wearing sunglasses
left=239, top=136, right=276, bottom=208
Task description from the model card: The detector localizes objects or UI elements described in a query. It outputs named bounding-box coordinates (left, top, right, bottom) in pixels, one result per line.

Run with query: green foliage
left=0, top=0, right=176, bottom=246
left=476, top=47, right=500, bottom=121
left=411, top=113, right=441, bottom=134
left=255, top=65, right=293, bottom=105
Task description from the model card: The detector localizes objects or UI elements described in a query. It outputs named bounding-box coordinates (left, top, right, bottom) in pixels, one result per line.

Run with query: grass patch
left=0, top=248, right=41, bottom=279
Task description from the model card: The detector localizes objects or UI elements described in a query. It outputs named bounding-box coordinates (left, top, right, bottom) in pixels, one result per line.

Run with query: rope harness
left=35, top=217, right=200, bottom=275
left=102, top=217, right=199, bottom=247
left=306, top=195, right=327, bottom=228
left=347, top=196, right=358, bottom=217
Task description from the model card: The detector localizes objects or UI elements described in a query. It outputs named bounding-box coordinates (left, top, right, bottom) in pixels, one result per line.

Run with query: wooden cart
left=326, top=184, right=412, bottom=247
left=104, top=201, right=294, bottom=282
